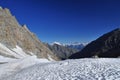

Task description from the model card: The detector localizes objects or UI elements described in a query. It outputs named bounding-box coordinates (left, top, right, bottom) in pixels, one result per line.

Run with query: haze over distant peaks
left=44, top=42, right=87, bottom=59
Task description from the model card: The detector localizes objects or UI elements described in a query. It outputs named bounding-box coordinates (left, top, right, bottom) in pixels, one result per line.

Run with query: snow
left=0, top=55, right=50, bottom=79
left=12, top=45, right=29, bottom=57
left=0, top=43, right=119, bottom=80
left=0, top=55, right=16, bottom=63
left=28, top=51, right=35, bottom=56
left=0, top=43, right=22, bottom=58
left=0, top=43, right=30, bottom=59
left=0, top=43, right=51, bottom=79
left=52, top=41, right=63, bottom=45
left=48, top=54, right=55, bottom=61
left=51, top=42, right=88, bottom=46
left=1, top=58, right=120, bottom=80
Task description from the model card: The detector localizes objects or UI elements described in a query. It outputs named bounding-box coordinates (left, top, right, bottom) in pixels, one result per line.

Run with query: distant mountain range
left=65, top=42, right=88, bottom=50
left=51, top=42, right=87, bottom=49
left=69, top=28, right=120, bottom=59
left=44, top=42, right=87, bottom=59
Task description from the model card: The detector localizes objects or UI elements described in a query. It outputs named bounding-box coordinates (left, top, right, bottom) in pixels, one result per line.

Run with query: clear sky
left=0, top=0, right=120, bottom=43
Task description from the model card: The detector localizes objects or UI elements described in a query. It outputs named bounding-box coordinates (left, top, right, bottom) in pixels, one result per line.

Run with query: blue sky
left=0, top=0, right=120, bottom=43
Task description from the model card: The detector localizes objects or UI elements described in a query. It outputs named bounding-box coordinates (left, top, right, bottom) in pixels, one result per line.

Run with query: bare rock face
left=0, top=7, right=59, bottom=60
left=44, top=43, right=79, bottom=60
left=69, top=28, right=120, bottom=59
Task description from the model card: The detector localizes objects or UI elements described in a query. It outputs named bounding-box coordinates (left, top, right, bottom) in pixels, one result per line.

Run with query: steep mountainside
left=0, top=7, right=59, bottom=60
left=69, top=28, right=120, bottom=59
left=44, top=43, right=79, bottom=59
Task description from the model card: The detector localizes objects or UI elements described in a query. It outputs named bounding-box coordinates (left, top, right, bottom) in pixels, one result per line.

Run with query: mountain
left=51, top=41, right=87, bottom=50
left=65, top=42, right=87, bottom=50
left=44, top=43, right=79, bottom=59
left=44, top=42, right=87, bottom=59
left=52, top=41, right=63, bottom=46
left=69, top=28, right=120, bottom=59
left=0, top=7, right=59, bottom=61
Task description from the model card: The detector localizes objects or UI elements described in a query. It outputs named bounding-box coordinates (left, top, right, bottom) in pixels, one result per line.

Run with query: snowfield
left=0, top=56, right=50, bottom=79
left=0, top=58, right=120, bottom=80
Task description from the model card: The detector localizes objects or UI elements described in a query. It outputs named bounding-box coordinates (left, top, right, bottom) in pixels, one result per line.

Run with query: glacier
left=0, top=58, right=120, bottom=80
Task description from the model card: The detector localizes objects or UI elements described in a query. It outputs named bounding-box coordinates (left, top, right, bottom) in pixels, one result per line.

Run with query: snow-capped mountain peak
left=67, top=42, right=88, bottom=46
left=51, top=42, right=88, bottom=46
left=52, top=42, right=63, bottom=46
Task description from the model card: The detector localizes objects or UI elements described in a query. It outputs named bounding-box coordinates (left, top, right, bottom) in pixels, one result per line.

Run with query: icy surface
left=0, top=55, right=16, bottom=63
left=1, top=58, right=120, bottom=80
left=0, top=56, right=50, bottom=79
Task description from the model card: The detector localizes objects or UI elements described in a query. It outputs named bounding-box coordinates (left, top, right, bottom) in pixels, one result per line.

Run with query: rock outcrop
left=44, top=43, right=79, bottom=59
left=69, top=28, right=120, bottom=59
left=0, top=7, right=59, bottom=60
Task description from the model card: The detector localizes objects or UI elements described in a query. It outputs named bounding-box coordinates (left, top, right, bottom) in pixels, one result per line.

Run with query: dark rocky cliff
left=69, top=28, right=120, bottom=59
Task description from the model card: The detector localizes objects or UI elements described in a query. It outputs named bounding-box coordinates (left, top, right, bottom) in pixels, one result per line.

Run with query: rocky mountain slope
left=69, top=28, right=120, bottom=59
left=44, top=43, right=79, bottom=59
left=0, top=7, right=59, bottom=60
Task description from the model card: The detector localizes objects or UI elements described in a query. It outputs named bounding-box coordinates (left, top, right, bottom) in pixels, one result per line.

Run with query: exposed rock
left=69, top=28, right=120, bottom=59
left=44, top=43, right=79, bottom=59
left=0, top=7, right=59, bottom=60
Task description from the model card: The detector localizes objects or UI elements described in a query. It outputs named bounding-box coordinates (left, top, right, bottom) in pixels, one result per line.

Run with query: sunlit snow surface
left=1, top=58, right=120, bottom=80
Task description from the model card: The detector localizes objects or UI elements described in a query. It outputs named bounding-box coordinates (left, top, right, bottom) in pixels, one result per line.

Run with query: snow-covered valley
left=0, top=39, right=119, bottom=80
left=0, top=58, right=120, bottom=80
left=0, top=5, right=120, bottom=80
left=0, top=42, right=119, bottom=80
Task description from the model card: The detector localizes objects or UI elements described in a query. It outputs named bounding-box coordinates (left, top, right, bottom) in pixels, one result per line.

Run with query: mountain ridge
left=44, top=43, right=79, bottom=59
left=0, top=7, right=59, bottom=60
left=69, top=28, right=120, bottom=59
